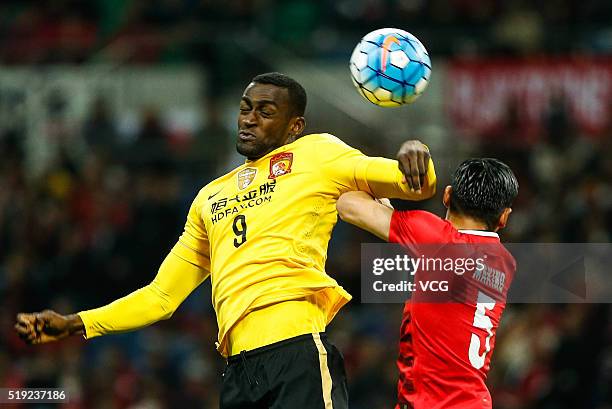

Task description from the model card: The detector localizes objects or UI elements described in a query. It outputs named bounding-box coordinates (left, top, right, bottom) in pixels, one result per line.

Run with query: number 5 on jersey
left=233, top=215, right=247, bottom=248
left=469, top=291, right=495, bottom=369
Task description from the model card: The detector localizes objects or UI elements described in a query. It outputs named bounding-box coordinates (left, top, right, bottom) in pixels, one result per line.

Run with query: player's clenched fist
left=14, top=310, right=84, bottom=344
left=396, top=140, right=431, bottom=193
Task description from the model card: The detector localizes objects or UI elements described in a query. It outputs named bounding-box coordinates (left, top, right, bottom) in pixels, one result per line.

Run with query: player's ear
left=442, top=185, right=452, bottom=209
left=290, top=116, right=305, bottom=138
left=496, top=208, right=512, bottom=230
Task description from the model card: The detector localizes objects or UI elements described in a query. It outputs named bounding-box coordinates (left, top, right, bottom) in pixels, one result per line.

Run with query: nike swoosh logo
left=208, top=189, right=223, bottom=200
left=381, top=35, right=400, bottom=73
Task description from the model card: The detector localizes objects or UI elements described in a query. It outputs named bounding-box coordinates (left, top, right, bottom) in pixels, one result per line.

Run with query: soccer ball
left=349, top=28, right=431, bottom=107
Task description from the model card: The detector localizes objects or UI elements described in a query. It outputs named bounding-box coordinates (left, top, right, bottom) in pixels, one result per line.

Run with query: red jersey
left=389, top=210, right=516, bottom=409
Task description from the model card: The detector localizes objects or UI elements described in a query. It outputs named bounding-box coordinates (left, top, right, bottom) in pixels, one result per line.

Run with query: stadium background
left=1, top=1, right=611, bottom=408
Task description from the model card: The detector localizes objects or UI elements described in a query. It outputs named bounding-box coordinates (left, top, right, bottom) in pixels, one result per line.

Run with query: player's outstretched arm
left=337, top=191, right=394, bottom=241
left=15, top=251, right=209, bottom=343
left=315, top=134, right=436, bottom=200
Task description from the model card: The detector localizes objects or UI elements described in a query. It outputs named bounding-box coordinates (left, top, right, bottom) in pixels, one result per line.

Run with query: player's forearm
left=337, top=192, right=393, bottom=241
left=356, top=157, right=436, bottom=200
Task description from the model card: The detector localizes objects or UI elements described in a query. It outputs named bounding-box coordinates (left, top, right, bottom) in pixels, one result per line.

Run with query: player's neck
left=445, top=211, right=490, bottom=231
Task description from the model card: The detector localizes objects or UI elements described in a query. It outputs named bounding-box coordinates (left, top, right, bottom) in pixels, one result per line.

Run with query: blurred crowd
left=2, top=0, right=612, bottom=66
left=1, top=1, right=611, bottom=409
left=0, top=96, right=231, bottom=408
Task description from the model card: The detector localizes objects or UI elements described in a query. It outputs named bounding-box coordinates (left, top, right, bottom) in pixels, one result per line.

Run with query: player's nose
left=241, top=111, right=257, bottom=128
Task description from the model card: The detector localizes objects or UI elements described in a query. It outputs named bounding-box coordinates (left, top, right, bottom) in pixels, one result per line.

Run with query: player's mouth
left=239, top=130, right=256, bottom=141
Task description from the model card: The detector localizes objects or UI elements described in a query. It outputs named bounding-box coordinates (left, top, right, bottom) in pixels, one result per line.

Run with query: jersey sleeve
left=315, top=134, right=436, bottom=199
left=170, top=189, right=211, bottom=271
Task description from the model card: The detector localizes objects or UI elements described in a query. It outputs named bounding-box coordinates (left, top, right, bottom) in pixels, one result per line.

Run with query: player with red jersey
left=337, top=157, right=519, bottom=409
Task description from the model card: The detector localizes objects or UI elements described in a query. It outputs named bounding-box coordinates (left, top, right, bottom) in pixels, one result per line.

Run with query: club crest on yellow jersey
left=268, top=152, right=293, bottom=179
left=237, top=167, right=258, bottom=190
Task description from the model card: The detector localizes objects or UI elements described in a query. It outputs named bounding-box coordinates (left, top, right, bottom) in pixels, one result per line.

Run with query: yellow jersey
left=78, top=133, right=436, bottom=357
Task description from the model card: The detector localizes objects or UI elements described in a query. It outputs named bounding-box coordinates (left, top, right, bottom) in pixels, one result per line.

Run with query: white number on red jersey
left=468, top=291, right=495, bottom=369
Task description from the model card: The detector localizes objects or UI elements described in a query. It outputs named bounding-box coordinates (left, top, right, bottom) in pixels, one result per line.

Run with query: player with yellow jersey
left=16, top=73, right=436, bottom=409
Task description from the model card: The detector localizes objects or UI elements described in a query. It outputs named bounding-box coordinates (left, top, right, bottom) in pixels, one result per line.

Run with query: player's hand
left=397, top=140, right=430, bottom=193
left=15, top=310, right=83, bottom=344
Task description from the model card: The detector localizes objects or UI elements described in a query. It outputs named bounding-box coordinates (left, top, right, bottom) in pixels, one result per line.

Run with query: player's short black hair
left=450, top=158, right=519, bottom=230
left=252, top=72, right=307, bottom=117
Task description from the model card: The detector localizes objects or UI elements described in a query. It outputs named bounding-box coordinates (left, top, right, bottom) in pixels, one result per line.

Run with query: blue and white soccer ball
left=350, top=28, right=431, bottom=107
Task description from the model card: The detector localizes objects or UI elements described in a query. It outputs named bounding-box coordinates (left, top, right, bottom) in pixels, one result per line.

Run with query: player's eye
left=262, top=106, right=278, bottom=115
